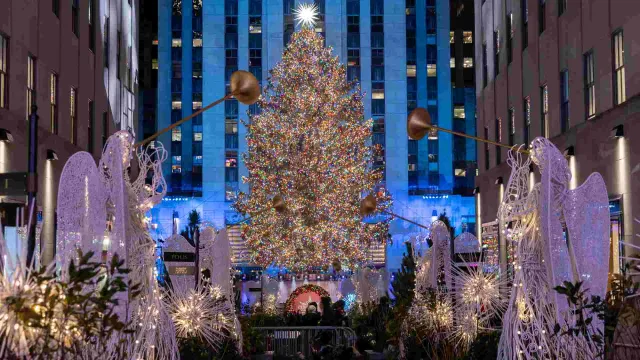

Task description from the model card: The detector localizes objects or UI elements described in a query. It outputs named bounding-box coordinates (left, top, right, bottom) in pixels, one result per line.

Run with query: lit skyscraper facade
left=154, top=0, right=477, bottom=271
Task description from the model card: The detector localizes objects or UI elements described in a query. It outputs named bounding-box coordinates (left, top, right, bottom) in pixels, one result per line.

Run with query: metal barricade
left=253, top=326, right=357, bottom=358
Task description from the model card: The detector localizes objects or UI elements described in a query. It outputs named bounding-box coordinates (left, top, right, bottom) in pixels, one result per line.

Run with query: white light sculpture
left=497, top=138, right=609, bottom=359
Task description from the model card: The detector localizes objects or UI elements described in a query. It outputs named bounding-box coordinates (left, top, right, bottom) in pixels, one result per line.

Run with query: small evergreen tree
left=180, top=209, right=201, bottom=247
left=388, top=242, right=417, bottom=344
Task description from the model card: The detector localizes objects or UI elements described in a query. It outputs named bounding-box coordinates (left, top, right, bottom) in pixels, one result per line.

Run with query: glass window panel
left=463, top=31, right=473, bottom=43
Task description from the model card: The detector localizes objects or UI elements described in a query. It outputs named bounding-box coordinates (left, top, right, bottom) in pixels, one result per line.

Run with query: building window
left=283, top=0, right=294, bottom=44
left=53, top=0, right=59, bottom=16
left=494, top=30, right=500, bottom=76
left=612, top=30, right=625, bottom=105
left=172, top=127, right=182, bottom=142
left=116, top=31, right=121, bottom=79
left=371, top=0, right=385, bottom=180
left=26, top=56, right=36, bottom=120
left=172, top=156, right=182, bottom=173
left=463, top=57, right=473, bottom=68
left=427, top=64, right=436, bottom=77
left=560, top=69, right=569, bottom=133
left=463, top=31, right=473, bottom=43
left=522, top=0, right=528, bottom=49
left=88, top=0, right=95, bottom=51
left=406, top=64, right=416, bottom=77
left=507, top=13, right=513, bottom=63
left=88, top=100, right=94, bottom=153
left=102, top=112, right=108, bottom=147
left=72, top=0, right=79, bottom=37
left=225, top=157, right=237, bottom=168
left=558, top=0, right=566, bottom=16
left=454, top=106, right=465, bottom=119
left=50, top=73, right=58, bottom=133
left=455, top=168, right=467, bottom=177
left=539, top=0, right=546, bottom=34
left=104, top=18, right=109, bottom=68
left=0, top=34, right=7, bottom=109
left=508, top=107, right=515, bottom=146
left=127, top=45, right=132, bottom=89
left=540, top=85, right=548, bottom=137
left=249, top=4, right=263, bottom=86
left=70, top=88, right=77, bottom=144
left=524, top=97, right=531, bottom=145
left=426, top=7, right=436, bottom=35
left=495, top=118, right=502, bottom=164
left=484, top=126, right=490, bottom=170
left=584, top=51, right=595, bottom=118
left=482, top=43, right=488, bottom=87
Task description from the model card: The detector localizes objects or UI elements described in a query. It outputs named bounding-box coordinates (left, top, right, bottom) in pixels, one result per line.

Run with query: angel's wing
left=563, top=172, right=610, bottom=301
left=56, top=152, right=106, bottom=271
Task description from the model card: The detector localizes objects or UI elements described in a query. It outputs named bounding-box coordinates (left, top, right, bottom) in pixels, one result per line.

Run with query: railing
left=253, top=326, right=357, bottom=358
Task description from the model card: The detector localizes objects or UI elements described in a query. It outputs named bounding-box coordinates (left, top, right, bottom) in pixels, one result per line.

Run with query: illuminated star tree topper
left=294, top=2, right=319, bottom=28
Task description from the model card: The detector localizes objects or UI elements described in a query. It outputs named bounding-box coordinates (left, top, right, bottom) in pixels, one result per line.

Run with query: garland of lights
left=284, top=284, right=331, bottom=314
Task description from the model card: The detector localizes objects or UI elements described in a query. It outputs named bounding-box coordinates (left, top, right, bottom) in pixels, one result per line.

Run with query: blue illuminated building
left=151, top=0, right=477, bottom=272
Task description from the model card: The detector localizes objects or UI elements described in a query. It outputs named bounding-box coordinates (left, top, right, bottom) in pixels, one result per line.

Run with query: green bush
left=464, top=331, right=501, bottom=360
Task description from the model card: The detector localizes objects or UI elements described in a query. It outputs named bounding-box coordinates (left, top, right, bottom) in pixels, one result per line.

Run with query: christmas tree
left=234, top=28, right=391, bottom=270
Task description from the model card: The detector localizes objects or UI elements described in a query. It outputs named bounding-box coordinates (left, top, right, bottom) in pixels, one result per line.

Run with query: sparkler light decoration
left=234, top=28, right=391, bottom=269
left=0, top=262, right=47, bottom=357
left=293, top=2, right=319, bottom=28
left=450, top=256, right=507, bottom=349
left=452, top=257, right=506, bottom=324
left=165, top=283, right=236, bottom=351
left=405, top=290, right=454, bottom=345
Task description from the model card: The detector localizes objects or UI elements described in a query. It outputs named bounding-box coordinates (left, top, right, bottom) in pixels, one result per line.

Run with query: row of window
left=224, top=0, right=240, bottom=201
left=486, top=31, right=625, bottom=170
left=0, top=38, right=101, bottom=148
left=170, top=7, right=183, bottom=192
left=192, top=2, right=204, bottom=193
left=347, top=0, right=360, bottom=82
left=406, top=0, right=418, bottom=188
left=371, top=0, right=385, bottom=176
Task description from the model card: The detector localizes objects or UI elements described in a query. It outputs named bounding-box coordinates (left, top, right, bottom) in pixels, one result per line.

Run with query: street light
left=0, top=129, right=13, bottom=143
left=46, top=149, right=58, bottom=161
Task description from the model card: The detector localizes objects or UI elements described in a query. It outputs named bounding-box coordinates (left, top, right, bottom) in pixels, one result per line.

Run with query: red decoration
left=284, top=284, right=331, bottom=314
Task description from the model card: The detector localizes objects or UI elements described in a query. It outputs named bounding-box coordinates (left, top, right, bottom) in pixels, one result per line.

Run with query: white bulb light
left=294, top=3, right=319, bottom=28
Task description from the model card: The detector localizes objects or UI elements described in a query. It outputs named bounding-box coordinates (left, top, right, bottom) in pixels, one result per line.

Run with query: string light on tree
left=234, top=28, right=391, bottom=269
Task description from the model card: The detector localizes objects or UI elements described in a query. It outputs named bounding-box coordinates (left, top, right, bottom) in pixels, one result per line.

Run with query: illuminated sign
left=168, top=266, right=196, bottom=276
left=164, top=252, right=195, bottom=262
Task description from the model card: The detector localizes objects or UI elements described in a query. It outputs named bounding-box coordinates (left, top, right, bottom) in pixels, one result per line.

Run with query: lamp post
left=194, top=226, right=200, bottom=289
left=26, top=105, right=38, bottom=268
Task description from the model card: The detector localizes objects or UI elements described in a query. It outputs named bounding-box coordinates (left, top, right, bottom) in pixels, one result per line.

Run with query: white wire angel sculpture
left=498, top=138, right=610, bottom=359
